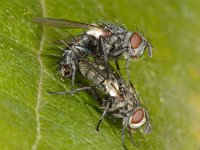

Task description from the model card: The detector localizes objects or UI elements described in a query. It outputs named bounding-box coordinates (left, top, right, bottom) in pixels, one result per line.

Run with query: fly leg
left=126, top=50, right=131, bottom=86
left=99, top=36, right=109, bottom=79
left=144, top=110, right=151, bottom=134
left=71, top=58, right=76, bottom=87
left=90, top=88, right=102, bottom=105
left=109, top=47, right=127, bottom=57
left=128, top=129, right=135, bottom=145
left=47, top=86, right=91, bottom=96
left=96, top=99, right=110, bottom=131
left=106, top=46, right=132, bottom=84
left=70, top=48, right=79, bottom=87
left=60, top=49, right=77, bottom=87
left=109, top=47, right=128, bottom=76
left=122, top=125, right=128, bottom=150
left=115, top=59, right=122, bottom=76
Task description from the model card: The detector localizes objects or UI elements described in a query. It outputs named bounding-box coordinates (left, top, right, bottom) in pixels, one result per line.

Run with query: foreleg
left=96, top=98, right=110, bottom=131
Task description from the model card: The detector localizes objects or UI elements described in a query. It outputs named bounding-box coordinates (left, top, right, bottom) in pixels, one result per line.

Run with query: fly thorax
left=116, top=32, right=131, bottom=59
left=126, top=101, right=135, bottom=112
left=104, top=43, right=113, bottom=52
left=107, top=36, right=118, bottom=46
left=109, top=99, right=126, bottom=113
left=121, top=32, right=132, bottom=49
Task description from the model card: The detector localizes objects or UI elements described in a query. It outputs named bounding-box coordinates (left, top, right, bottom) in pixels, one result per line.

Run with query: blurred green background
left=0, top=0, right=200, bottom=150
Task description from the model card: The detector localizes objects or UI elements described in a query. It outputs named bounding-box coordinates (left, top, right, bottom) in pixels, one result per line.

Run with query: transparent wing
left=80, top=59, right=108, bottom=80
left=33, top=17, right=101, bottom=29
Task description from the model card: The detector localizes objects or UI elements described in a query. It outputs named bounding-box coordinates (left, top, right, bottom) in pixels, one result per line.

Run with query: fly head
left=126, top=107, right=151, bottom=133
left=129, top=32, right=153, bottom=59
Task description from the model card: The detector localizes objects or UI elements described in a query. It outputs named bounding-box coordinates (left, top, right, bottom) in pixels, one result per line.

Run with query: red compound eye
left=130, top=32, right=142, bottom=49
left=131, top=108, right=144, bottom=124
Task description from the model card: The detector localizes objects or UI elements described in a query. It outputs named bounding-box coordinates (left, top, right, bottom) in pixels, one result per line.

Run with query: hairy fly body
left=34, top=17, right=152, bottom=149
left=79, top=60, right=151, bottom=135
left=49, top=59, right=151, bottom=149
left=34, top=18, right=153, bottom=84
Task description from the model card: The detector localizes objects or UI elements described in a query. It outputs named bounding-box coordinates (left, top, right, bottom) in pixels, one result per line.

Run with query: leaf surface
left=0, top=0, right=200, bottom=150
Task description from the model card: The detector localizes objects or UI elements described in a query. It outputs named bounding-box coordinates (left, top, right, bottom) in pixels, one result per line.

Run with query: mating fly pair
left=34, top=17, right=152, bottom=149
left=34, top=18, right=153, bottom=84
left=48, top=58, right=151, bottom=149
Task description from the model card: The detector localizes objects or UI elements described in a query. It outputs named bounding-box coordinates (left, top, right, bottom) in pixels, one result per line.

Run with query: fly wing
left=80, top=59, right=108, bottom=79
left=33, top=18, right=101, bottom=29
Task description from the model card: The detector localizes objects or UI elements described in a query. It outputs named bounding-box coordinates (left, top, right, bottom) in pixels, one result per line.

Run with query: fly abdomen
left=79, top=61, right=104, bottom=86
left=79, top=61, right=121, bottom=97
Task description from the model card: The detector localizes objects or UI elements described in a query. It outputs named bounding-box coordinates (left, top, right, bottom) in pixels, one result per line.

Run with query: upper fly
left=33, top=18, right=153, bottom=85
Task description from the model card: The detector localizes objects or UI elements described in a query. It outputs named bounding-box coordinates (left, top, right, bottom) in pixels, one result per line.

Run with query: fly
left=48, top=59, right=151, bottom=149
left=34, top=18, right=153, bottom=84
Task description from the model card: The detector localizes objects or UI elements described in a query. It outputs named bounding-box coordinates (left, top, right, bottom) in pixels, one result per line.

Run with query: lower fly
left=49, top=59, right=151, bottom=149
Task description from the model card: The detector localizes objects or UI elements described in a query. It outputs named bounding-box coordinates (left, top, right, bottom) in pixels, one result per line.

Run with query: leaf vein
left=32, top=0, right=46, bottom=149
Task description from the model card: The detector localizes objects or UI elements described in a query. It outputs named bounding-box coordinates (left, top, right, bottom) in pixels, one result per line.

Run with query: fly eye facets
left=130, top=32, right=142, bottom=49
left=129, top=108, right=146, bottom=129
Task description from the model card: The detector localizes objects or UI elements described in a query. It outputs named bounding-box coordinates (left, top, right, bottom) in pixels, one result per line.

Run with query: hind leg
left=47, top=86, right=92, bottom=96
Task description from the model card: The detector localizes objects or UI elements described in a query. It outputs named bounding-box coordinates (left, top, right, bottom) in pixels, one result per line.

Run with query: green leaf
left=0, top=0, right=200, bottom=150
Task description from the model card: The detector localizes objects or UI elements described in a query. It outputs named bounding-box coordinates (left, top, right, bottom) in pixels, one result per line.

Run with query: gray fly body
left=50, top=59, right=151, bottom=148
left=34, top=17, right=152, bottom=149
left=34, top=18, right=153, bottom=84
left=78, top=60, right=151, bottom=148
